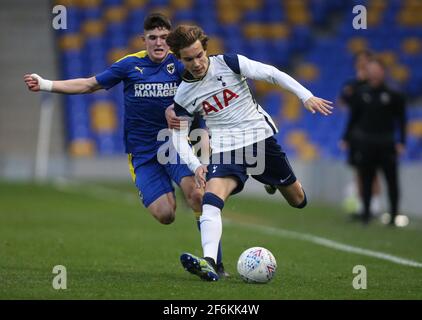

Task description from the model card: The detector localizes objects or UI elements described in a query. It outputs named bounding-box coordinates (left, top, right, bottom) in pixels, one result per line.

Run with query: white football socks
left=200, top=204, right=222, bottom=263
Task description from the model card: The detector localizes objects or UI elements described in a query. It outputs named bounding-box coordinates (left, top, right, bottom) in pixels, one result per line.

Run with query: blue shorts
left=128, top=153, right=193, bottom=207
left=207, top=136, right=297, bottom=195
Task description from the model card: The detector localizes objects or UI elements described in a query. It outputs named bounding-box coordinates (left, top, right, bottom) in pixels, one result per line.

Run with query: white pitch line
left=224, top=219, right=422, bottom=268
left=50, top=180, right=422, bottom=268
left=52, top=179, right=138, bottom=205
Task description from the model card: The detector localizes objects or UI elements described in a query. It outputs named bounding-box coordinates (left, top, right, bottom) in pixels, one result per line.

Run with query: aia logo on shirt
left=202, top=89, right=239, bottom=115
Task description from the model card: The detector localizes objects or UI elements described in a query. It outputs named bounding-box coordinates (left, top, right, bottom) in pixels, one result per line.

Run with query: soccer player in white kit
left=166, top=25, right=333, bottom=281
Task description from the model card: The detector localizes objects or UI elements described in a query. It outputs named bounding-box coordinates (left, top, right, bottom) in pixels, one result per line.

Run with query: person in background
left=340, top=50, right=383, bottom=219
left=342, top=58, right=407, bottom=225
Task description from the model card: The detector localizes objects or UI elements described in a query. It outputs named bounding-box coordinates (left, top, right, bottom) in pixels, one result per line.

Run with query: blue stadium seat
left=174, top=10, right=195, bottom=23
left=95, top=133, right=119, bottom=155
left=61, top=52, right=85, bottom=78
left=310, top=0, right=332, bottom=26
left=82, top=6, right=102, bottom=20
left=103, top=0, right=123, bottom=6
left=268, top=40, right=290, bottom=67
left=264, top=9, right=285, bottom=22
left=224, top=38, right=244, bottom=55
left=146, top=0, right=169, bottom=6
left=243, top=10, right=266, bottom=23
left=127, top=9, right=147, bottom=36
left=65, top=96, right=91, bottom=139
left=290, top=26, right=312, bottom=52
left=262, top=91, right=283, bottom=117
left=195, top=12, right=222, bottom=36
left=244, top=39, right=272, bottom=63
left=105, top=22, right=128, bottom=49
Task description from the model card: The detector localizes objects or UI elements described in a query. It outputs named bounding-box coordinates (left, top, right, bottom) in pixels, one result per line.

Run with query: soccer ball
left=237, top=247, right=277, bottom=283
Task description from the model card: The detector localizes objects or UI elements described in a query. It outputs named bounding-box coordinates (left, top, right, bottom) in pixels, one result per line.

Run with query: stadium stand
left=54, top=0, right=422, bottom=162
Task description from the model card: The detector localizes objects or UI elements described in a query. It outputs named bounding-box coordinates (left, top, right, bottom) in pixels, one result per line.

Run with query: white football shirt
left=172, top=54, right=313, bottom=173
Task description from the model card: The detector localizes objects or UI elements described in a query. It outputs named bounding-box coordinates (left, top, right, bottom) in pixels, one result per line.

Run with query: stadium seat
left=173, top=10, right=195, bottom=24
left=69, top=138, right=96, bottom=157
left=239, top=0, right=261, bottom=11
left=81, top=19, right=105, bottom=37
left=297, top=143, right=319, bottom=162
left=90, top=100, right=118, bottom=133
left=377, top=50, right=398, bottom=67
left=295, top=63, right=320, bottom=83
left=128, top=34, right=143, bottom=51
left=347, top=37, right=369, bottom=55
left=148, top=0, right=170, bottom=6
left=401, top=37, right=422, bottom=55
left=206, top=37, right=224, bottom=56
left=60, top=51, right=85, bottom=78
left=107, top=47, right=130, bottom=64
left=408, top=120, right=422, bottom=138
left=170, top=0, right=193, bottom=10
left=390, top=64, right=410, bottom=84
left=125, top=0, right=148, bottom=9
left=59, top=33, right=84, bottom=51
left=127, top=8, right=147, bottom=35
left=218, top=9, right=242, bottom=25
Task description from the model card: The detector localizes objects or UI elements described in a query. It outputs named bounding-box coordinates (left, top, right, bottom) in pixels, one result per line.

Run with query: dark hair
left=166, top=25, right=208, bottom=58
left=143, top=13, right=171, bottom=31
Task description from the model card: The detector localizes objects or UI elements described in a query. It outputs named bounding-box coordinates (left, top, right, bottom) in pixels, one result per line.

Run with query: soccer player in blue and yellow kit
left=24, top=13, right=227, bottom=277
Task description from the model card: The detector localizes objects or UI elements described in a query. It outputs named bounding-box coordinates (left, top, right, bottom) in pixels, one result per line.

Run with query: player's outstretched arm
left=24, top=74, right=102, bottom=94
left=235, top=55, right=333, bottom=115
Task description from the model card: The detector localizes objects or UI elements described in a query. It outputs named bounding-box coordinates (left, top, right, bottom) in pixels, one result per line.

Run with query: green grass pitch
left=1, top=180, right=422, bottom=299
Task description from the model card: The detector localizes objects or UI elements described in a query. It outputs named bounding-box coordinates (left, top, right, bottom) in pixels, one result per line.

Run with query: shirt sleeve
left=172, top=126, right=202, bottom=174
left=235, top=54, right=314, bottom=103
left=172, top=102, right=201, bottom=172
left=174, top=102, right=194, bottom=118
left=95, top=59, right=127, bottom=90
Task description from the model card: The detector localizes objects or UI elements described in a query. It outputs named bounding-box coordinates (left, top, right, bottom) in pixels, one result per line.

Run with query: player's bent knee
left=152, top=207, right=176, bottom=225
left=294, top=197, right=307, bottom=209
left=292, top=189, right=307, bottom=209
left=157, top=211, right=175, bottom=224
